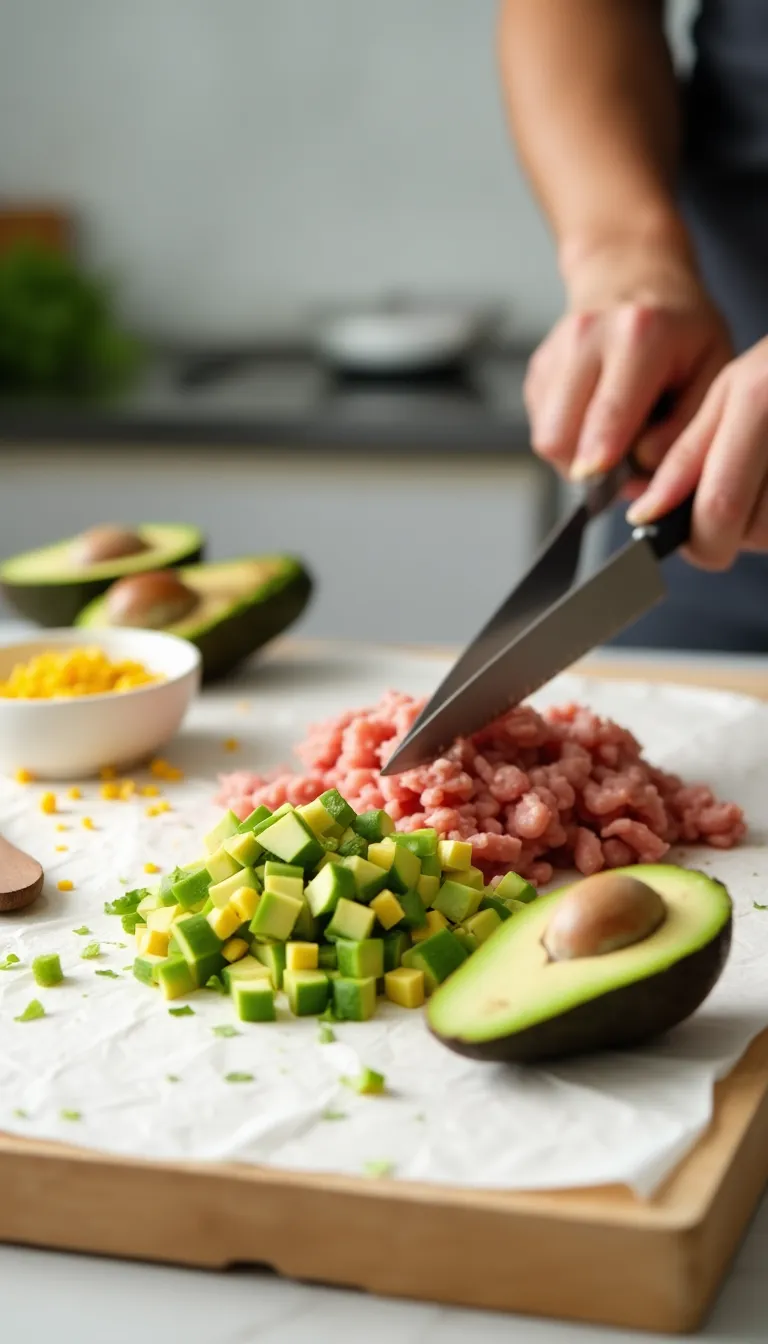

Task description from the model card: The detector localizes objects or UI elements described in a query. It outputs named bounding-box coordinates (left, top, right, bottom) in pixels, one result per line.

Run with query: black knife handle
left=634, top=490, right=694, bottom=560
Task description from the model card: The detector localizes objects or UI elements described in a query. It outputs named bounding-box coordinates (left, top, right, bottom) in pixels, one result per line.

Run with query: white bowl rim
left=0, top=626, right=201, bottom=707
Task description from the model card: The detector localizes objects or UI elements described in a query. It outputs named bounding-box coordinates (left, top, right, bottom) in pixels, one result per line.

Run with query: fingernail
left=570, top=456, right=607, bottom=482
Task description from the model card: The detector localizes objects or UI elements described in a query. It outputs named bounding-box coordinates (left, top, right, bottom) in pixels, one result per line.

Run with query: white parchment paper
left=1, top=642, right=767, bottom=1198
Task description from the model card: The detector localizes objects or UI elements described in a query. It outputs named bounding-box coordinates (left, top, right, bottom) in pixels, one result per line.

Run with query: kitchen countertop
left=2, top=630, right=768, bottom=1343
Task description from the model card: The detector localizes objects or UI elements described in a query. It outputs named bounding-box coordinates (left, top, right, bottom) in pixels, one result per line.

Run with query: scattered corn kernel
left=14, top=768, right=35, bottom=784
left=119, top=780, right=136, bottom=800
left=385, top=967, right=425, bottom=1009
left=99, top=782, right=121, bottom=801
left=230, top=886, right=259, bottom=923
left=55, top=845, right=68, bottom=853
left=149, top=758, right=184, bottom=781
left=146, top=805, right=160, bottom=817
left=81, top=816, right=96, bottom=831
left=223, top=738, right=240, bottom=752
left=286, top=942, right=319, bottom=971
left=57, top=880, right=74, bottom=892
left=143, top=862, right=160, bottom=875
left=156, top=799, right=171, bottom=813
left=0, top=648, right=162, bottom=700
left=221, top=937, right=249, bottom=963
left=55, top=823, right=68, bottom=832
left=140, top=784, right=160, bottom=797
left=66, top=786, right=82, bottom=800
left=39, top=791, right=57, bottom=815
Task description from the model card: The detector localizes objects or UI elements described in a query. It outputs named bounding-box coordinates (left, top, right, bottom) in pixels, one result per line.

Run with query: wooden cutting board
left=1, top=649, right=767, bottom=1336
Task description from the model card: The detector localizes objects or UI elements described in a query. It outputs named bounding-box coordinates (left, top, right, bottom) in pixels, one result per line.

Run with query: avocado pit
left=105, top=570, right=200, bottom=629
left=542, top=871, right=667, bottom=962
left=72, top=525, right=150, bottom=568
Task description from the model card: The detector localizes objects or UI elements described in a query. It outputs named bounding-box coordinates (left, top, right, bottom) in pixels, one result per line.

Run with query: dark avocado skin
left=194, top=561, right=313, bottom=683
left=1, top=537, right=205, bottom=626
left=430, top=915, right=732, bottom=1065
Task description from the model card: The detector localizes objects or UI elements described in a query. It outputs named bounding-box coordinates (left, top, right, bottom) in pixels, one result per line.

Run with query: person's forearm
left=498, top=0, right=697, bottom=291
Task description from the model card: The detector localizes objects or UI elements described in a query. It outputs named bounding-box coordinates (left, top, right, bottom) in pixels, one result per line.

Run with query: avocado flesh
left=0, top=523, right=204, bottom=626
left=427, top=865, right=732, bottom=1064
left=77, top=554, right=312, bottom=682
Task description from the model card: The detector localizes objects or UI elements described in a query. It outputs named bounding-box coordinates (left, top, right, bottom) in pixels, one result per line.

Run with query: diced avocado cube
left=494, top=871, right=537, bottom=904
left=319, top=788, right=356, bottom=830
left=157, top=955, right=196, bottom=1000
left=207, top=904, right=241, bottom=941
left=286, top=941, right=319, bottom=971
left=369, top=889, right=405, bottom=931
left=133, top=953, right=164, bottom=986
left=353, top=810, right=395, bottom=844
left=222, top=936, right=249, bottom=963
left=204, top=810, right=240, bottom=854
left=504, top=898, right=528, bottom=914
left=453, top=928, right=480, bottom=955
left=382, top=930, right=411, bottom=972
left=368, top=839, right=396, bottom=871
left=253, top=940, right=287, bottom=989
left=437, top=839, right=472, bottom=871
left=305, top=862, right=355, bottom=918
left=221, top=954, right=271, bottom=989
left=318, top=944, right=338, bottom=971
left=344, top=1066, right=386, bottom=1095
left=325, top=897, right=376, bottom=943
left=249, top=888, right=303, bottom=941
left=224, top=830, right=263, bottom=868
left=237, top=804, right=272, bottom=834
left=285, top=969, right=330, bottom=1016
left=233, top=979, right=276, bottom=1022
left=463, top=907, right=502, bottom=944
left=396, top=888, right=428, bottom=930
left=209, top=866, right=260, bottom=910
left=386, top=846, right=421, bottom=896
left=335, top=938, right=384, bottom=980
left=205, top=845, right=242, bottom=884
left=332, top=975, right=377, bottom=1022
left=434, top=879, right=483, bottom=924
left=260, top=812, right=324, bottom=869
left=340, top=855, right=388, bottom=904
left=392, top=828, right=438, bottom=858
left=230, top=885, right=259, bottom=923
left=146, top=905, right=178, bottom=934
left=417, top=873, right=440, bottom=907
left=250, top=802, right=294, bottom=840
left=200, top=898, right=214, bottom=917
left=137, top=891, right=162, bottom=916
left=406, top=928, right=468, bottom=993
left=444, top=864, right=484, bottom=891
left=172, top=914, right=225, bottom=987
left=264, top=860, right=303, bottom=881
left=292, top=897, right=320, bottom=942
left=338, top=834, right=368, bottom=859
left=171, top=867, right=211, bottom=911
left=297, top=797, right=339, bottom=837
left=420, top=853, right=441, bottom=879
left=313, top=852, right=341, bottom=875
left=479, top=894, right=513, bottom=922
left=412, top=909, right=449, bottom=942
left=32, top=953, right=63, bottom=987
left=385, top=967, right=425, bottom=1008
left=264, top=874, right=305, bottom=901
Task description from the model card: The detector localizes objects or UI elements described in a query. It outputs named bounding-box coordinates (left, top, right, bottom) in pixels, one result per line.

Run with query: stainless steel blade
left=380, top=534, right=666, bottom=775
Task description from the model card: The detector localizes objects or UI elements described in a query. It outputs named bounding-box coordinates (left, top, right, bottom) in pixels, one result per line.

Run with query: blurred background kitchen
left=0, top=0, right=696, bottom=645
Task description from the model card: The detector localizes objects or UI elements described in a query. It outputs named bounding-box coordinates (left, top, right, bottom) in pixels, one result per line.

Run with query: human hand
left=524, top=235, right=732, bottom=485
left=626, top=336, right=768, bottom=569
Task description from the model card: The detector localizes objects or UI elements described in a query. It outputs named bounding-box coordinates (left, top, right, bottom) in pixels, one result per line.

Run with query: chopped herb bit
left=121, top=912, right=144, bottom=935
left=95, top=969, right=120, bottom=979
left=363, top=1159, right=394, bottom=1178
left=224, top=1071, right=253, bottom=1084
left=15, top=999, right=45, bottom=1023
left=0, top=953, right=21, bottom=971
left=318, top=1003, right=337, bottom=1024
left=318, top=1023, right=336, bottom=1044
left=321, top=1108, right=347, bottom=1121
left=212, top=1024, right=241, bottom=1038
left=341, top=1067, right=386, bottom=1096
left=104, top=888, right=149, bottom=917
left=169, top=1005, right=195, bottom=1017
left=166, top=1074, right=180, bottom=1083
left=60, top=1109, right=81, bottom=1122
left=414, top=1113, right=426, bottom=1123
left=80, top=942, right=101, bottom=960
left=754, top=902, right=768, bottom=911
left=13, top=1108, right=28, bottom=1119
left=205, top=974, right=227, bottom=994
left=73, top=926, right=91, bottom=936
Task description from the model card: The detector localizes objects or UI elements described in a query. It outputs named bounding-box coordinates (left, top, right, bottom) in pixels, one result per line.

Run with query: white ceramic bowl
left=0, top=628, right=201, bottom=779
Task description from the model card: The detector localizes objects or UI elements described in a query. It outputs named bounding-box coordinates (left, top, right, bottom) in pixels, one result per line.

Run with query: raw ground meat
left=216, top=690, right=747, bottom=885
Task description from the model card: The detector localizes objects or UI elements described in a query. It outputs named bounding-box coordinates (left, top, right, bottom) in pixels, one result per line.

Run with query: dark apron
left=608, top=0, right=768, bottom=651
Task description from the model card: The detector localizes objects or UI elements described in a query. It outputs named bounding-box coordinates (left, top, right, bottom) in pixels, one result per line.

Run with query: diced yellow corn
left=143, top=862, right=160, bottom=875
left=14, top=767, right=35, bottom=783
left=66, top=786, right=82, bottom=800
left=119, top=779, right=136, bottom=800
left=369, top=890, right=405, bottom=930
left=55, top=845, right=68, bottom=852
left=207, top=904, right=241, bottom=941
left=221, top=937, right=249, bottom=963
left=100, top=781, right=121, bottom=801
left=55, top=823, right=68, bottom=832
left=57, top=879, right=73, bottom=892
left=145, top=804, right=160, bottom=817
left=0, top=647, right=164, bottom=700
left=437, top=840, right=472, bottom=871
left=156, top=800, right=171, bottom=813
left=385, top=967, right=425, bottom=1009
left=223, top=737, right=240, bottom=752
left=39, top=791, right=57, bottom=815
left=146, top=906, right=178, bottom=934
left=142, top=928, right=169, bottom=957
left=411, top=909, right=449, bottom=943
left=140, top=784, right=160, bottom=797
left=82, top=816, right=96, bottom=831
left=230, top=886, right=259, bottom=923
left=149, top=758, right=184, bottom=781
left=286, top=941, right=319, bottom=971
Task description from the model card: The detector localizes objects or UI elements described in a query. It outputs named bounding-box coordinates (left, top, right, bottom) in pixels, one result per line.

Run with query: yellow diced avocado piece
left=438, top=839, right=472, bottom=871
left=462, top=907, right=502, bottom=944
left=296, top=797, right=338, bottom=837
left=385, top=846, right=421, bottom=896
left=370, top=889, right=405, bottom=931
left=284, top=969, right=330, bottom=1016
left=385, top=967, right=425, bottom=1008
left=209, top=866, right=260, bottom=910
left=207, top=904, right=241, bottom=941
left=367, top=839, right=397, bottom=871
left=230, top=885, right=259, bottom=924
left=221, top=955, right=271, bottom=989
left=204, top=810, right=240, bottom=854
left=205, top=844, right=242, bottom=884
left=221, top=936, right=249, bottom=963
left=325, top=897, right=376, bottom=942
left=411, top=909, right=449, bottom=943
left=260, top=811, right=324, bottom=868
left=141, top=927, right=170, bottom=957
left=433, top=880, right=483, bottom=924
left=146, top=905, right=178, bottom=934
left=223, top=830, right=263, bottom=868
left=445, top=864, right=484, bottom=891
left=249, top=889, right=303, bottom=941
left=417, top=873, right=440, bottom=907
left=263, top=874, right=305, bottom=901
left=157, top=955, right=196, bottom=999
left=286, top=941, right=319, bottom=971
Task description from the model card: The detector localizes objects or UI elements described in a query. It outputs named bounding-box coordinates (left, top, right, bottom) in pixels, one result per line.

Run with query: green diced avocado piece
left=407, top=928, right=469, bottom=993
left=382, top=930, right=411, bottom=972
left=340, top=855, right=388, bottom=904
left=343, top=1065, right=386, bottom=1094
left=32, top=954, right=63, bottom=987
left=463, top=907, right=502, bottom=944
left=285, top=969, right=329, bottom=1016
left=204, top=810, right=240, bottom=854
left=420, top=853, right=441, bottom=879
left=453, top=928, right=480, bottom=956
left=353, top=810, right=394, bottom=844
left=137, top=891, right=162, bottom=916
left=445, top=864, right=484, bottom=892
left=504, top=898, right=529, bottom=914
left=133, top=953, right=164, bottom=986
left=209, top=866, right=260, bottom=910
left=171, top=867, right=211, bottom=912
left=479, top=894, right=513, bottom=923
left=205, top=845, right=242, bottom=884
left=319, top=788, right=356, bottom=830
left=494, top=871, right=537, bottom=904
left=251, top=802, right=294, bottom=839
left=417, top=874, right=440, bottom=907
left=338, top=834, right=368, bottom=859
left=260, top=811, right=324, bottom=869
left=237, top=804, right=272, bottom=834
left=263, top=874, right=305, bottom=901
left=293, top=897, right=320, bottom=942
left=297, top=797, right=340, bottom=838
left=333, top=975, right=377, bottom=1022
left=305, top=862, right=355, bottom=918
left=253, top=940, right=287, bottom=989
left=318, top=944, right=338, bottom=971
left=325, top=897, right=376, bottom=943
left=222, top=956, right=271, bottom=989
left=264, top=860, right=303, bottom=881
left=249, top=889, right=303, bottom=941
left=336, top=938, right=384, bottom=980
left=157, top=955, right=196, bottom=1000
left=313, top=852, right=341, bottom=875
left=172, top=914, right=225, bottom=987
left=393, top=828, right=438, bottom=858
left=396, top=888, right=428, bottom=930
left=158, top=867, right=187, bottom=903
left=233, top=979, right=276, bottom=1022
left=386, top=846, right=422, bottom=896
left=434, top=880, right=483, bottom=925
left=223, top=830, right=263, bottom=868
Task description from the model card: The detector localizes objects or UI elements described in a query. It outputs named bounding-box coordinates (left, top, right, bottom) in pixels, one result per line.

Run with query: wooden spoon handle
left=0, top=835, right=44, bottom=913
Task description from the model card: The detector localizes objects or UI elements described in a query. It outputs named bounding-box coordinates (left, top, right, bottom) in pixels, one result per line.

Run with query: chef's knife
left=380, top=487, right=693, bottom=776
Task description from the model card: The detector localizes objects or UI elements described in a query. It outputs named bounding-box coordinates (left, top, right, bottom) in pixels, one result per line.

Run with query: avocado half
left=427, top=865, right=732, bottom=1064
left=0, top=523, right=204, bottom=626
left=76, top=555, right=313, bottom=682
